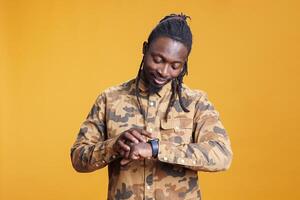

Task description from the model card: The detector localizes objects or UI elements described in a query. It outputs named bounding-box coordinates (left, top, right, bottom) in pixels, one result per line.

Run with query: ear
left=142, top=41, right=148, bottom=55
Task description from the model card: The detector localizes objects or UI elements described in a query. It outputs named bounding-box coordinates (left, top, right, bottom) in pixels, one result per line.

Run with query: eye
left=153, top=56, right=163, bottom=63
left=171, top=63, right=182, bottom=70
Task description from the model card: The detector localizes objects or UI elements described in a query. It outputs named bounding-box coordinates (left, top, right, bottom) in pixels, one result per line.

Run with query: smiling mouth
left=152, top=75, right=168, bottom=85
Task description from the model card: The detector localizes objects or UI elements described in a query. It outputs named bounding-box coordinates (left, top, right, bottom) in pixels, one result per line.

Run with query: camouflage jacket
left=70, top=78, right=233, bottom=200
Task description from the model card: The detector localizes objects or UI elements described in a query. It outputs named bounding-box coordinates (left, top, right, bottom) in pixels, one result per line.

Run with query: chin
left=148, top=80, right=163, bottom=94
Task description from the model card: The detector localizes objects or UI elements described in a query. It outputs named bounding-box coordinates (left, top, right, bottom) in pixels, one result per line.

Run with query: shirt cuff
left=92, top=136, right=120, bottom=167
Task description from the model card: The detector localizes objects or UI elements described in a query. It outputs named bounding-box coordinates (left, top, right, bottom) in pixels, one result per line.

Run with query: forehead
left=148, top=36, right=188, bottom=61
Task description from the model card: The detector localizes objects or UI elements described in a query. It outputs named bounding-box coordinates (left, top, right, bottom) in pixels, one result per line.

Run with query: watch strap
left=147, top=139, right=159, bottom=158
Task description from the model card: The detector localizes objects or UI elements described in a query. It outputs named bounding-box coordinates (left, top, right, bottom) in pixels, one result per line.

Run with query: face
left=142, top=36, right=189, bottom=94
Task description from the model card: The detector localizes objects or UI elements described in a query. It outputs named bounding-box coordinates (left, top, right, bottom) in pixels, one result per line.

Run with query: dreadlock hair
left=135, top=13, right=193, bottom=120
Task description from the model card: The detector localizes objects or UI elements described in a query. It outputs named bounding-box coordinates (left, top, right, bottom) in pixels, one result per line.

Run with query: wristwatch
left=147, top=138, right=159, bottom=158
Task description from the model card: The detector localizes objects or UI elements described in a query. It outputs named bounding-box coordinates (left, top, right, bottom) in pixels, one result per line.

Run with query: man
left=70, top=13, right=233, bottom=200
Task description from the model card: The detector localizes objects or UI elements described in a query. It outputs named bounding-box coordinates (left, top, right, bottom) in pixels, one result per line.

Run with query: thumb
left=120, top=158, right=131, bottom=166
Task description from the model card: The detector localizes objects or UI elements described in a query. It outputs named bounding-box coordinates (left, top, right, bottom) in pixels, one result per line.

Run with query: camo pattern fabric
left=70, top=78, right=233, bottom=200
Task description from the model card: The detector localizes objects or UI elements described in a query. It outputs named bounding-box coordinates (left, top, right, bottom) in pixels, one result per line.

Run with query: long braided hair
left=135, top=13, right=193, bottom=120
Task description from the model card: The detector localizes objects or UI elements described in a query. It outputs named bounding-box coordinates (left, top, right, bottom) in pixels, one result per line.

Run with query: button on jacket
left=70, top=78, right=233, bottom=200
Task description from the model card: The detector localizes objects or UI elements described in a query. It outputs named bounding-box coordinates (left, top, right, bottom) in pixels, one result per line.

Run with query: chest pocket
left=160, top=118, right=194, bottom=144
left=106, top=100, right=142, bottom=138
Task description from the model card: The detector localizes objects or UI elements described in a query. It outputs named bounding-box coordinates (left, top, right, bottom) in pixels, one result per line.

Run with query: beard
left=141, top=68, right=170, bottom=95
left=147, top=79, right=163, bottom=94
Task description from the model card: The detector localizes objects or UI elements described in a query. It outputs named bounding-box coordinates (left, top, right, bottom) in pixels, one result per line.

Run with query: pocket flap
left=160, top=118, right=193, bottom=130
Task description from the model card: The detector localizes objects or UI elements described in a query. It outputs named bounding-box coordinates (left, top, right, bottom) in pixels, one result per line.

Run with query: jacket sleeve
left=157, top=92, right=233, bottom=172
left=70, top=93, right=120, bottom=173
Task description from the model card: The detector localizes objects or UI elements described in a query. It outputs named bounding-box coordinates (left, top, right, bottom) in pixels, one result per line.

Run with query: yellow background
left=1, top=0, right=299, bottom=199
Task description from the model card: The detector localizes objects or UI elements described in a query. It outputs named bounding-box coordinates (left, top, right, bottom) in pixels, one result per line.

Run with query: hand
left=113, top=128, right=152, bottom=158
left=120, top=142, right=152, bottom=166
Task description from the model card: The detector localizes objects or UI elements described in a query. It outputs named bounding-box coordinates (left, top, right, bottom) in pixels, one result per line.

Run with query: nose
left=157, top=64, right=169, bottom=78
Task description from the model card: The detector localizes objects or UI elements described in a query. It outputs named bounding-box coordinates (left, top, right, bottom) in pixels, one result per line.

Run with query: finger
left=131, top=154, right=140, bottom=160
left=124, top=149, right=130, bottom=159
left=130, top=152, right=140, bottom=160
left=140, top=129, right=153, bottom=138
left=129, top=148, right=140, bottom=160
left=124, top=132, right=139, bottom=144
left=119, top=149, right=125, bottom=157
left=120, top=158, right=131, bottom=166
left=131, top=129, right=146, bottom=143
left=118, top=140, right=130, bottom=151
